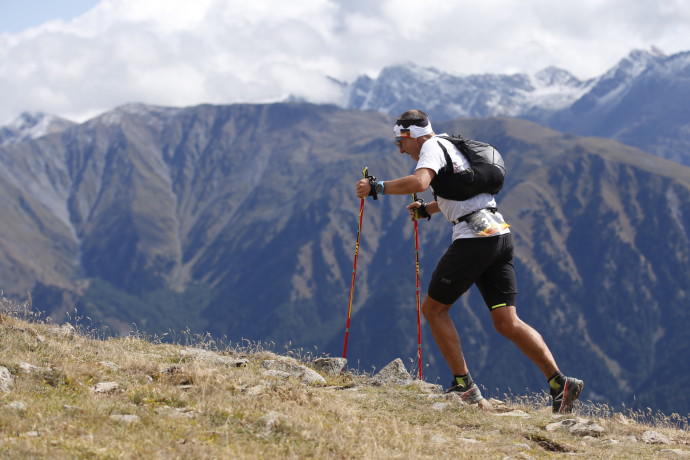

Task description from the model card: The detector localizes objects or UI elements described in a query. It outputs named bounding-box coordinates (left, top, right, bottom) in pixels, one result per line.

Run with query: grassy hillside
left=0, top=298, right=688, bottom=459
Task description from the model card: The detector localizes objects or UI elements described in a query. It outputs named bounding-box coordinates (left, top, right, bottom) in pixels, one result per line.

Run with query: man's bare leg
left=490, top=306, right=559, bottom=378
left=421, top=295, right=469, bottom=375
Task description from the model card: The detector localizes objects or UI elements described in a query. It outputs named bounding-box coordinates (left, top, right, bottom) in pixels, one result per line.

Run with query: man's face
left=396, top=136, right=420, bottom=160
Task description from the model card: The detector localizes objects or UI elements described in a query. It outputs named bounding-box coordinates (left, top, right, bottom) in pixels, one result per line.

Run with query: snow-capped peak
left=1, top=112, right=75, bottom=146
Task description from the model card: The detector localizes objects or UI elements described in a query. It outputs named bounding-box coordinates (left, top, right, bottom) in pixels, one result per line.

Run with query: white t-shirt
left=415, top=134, right=510, bottom=241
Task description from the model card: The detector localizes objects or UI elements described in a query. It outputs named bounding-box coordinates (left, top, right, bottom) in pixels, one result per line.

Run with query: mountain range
left=0, top=101, right=689, bottom=416
left=344, top=48, right=690, bottom=166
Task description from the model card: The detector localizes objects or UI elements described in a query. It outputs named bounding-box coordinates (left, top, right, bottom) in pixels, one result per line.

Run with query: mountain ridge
left=1, top=102, right=689, bottom=415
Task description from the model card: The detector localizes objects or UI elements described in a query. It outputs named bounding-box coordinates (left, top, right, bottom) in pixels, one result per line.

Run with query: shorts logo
left=440, top=277, right=452, bottom=285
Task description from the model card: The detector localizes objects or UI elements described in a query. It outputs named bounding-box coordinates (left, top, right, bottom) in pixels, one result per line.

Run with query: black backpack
left=430, top=135, right=506, bottom=201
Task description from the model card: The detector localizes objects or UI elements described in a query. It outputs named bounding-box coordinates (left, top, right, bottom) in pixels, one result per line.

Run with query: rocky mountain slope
left=0, top=102, right=689, bottom=415
left=344, top=48, right=690, bottom=166
left=0, top=303, right=688, bottom=458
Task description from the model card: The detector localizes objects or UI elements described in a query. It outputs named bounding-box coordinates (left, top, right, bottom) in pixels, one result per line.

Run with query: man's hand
left=407, top=199, right=436, bottom=220
left=356, top=178, right=372, bottom=199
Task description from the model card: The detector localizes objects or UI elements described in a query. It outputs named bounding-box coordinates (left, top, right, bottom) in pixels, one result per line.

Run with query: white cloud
left=1, top=0, right=690, bottom=124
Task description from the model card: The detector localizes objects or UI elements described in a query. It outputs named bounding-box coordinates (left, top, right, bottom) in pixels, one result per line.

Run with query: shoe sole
left=558, top=379, right=584, bottom=414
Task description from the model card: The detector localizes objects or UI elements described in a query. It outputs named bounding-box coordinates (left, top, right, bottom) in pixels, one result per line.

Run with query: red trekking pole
left=342, top=167, right=372, bottom=359
left=411, top=193, right=424, bottom=380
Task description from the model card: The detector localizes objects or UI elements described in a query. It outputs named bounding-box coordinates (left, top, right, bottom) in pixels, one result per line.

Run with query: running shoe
left=551, top=376, right=584, bottom=414
left=446, top=381, right=485, bottom=404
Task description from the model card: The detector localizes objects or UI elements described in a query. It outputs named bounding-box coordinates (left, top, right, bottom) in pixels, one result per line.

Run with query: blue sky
left=1, top=0, right=690, bottom=124
left=0, top=0, right=99, bottom=33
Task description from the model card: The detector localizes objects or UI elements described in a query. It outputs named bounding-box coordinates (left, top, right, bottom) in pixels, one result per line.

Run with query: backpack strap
left=433, top=140, right=455, bottom=201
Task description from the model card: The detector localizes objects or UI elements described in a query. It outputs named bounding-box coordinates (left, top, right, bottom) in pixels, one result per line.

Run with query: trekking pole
left=411, top=193, right=424, bottom=380
left=342, top=167, right=371, bottom=359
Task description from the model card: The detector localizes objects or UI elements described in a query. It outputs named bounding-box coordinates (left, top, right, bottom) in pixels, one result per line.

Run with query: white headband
left=393, top=120, right=434, bottom=138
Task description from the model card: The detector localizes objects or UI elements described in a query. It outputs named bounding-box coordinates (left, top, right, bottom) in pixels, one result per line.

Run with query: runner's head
left=393, top=109, right=434, bottom=159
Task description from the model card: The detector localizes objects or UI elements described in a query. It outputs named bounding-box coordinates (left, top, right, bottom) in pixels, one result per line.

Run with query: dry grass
left=0, top=298, right=688, bottom=459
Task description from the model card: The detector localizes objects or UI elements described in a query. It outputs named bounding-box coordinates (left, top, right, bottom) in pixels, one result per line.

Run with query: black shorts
left=428, top=233, right=518, bottom=310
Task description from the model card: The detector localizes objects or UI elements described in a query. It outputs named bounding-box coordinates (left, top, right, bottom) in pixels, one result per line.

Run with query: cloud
left=1, top=0, right=690, bottom=124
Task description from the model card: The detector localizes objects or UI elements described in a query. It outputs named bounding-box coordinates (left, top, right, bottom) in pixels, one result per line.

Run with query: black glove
left=415, top=199, right=431, bottom=220
left=366, top=174, right=379, bottom=200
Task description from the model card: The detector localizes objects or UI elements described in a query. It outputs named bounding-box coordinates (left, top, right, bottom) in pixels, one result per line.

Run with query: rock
left=371, top=358, right=412, bottom=385
left=261, top=358, right=326, bottom=385
left=6, top=401, right=27, bottom=411
left=24, top=431, right=40, bottom=437
left=545, top=418, right=579, bottom=432
left=312, top=357, right=347, bottom=375
left=92, top=381, right=120, bottom=393
left=642, top=430, right=671, bottom=444
left=179, top=348, right=248, bottom=367
left=262, top=370, right=291, bottom=379
left=569, top=420, right=605, bottom=437
left=17, top=362, right=50, bottom=374
left=600, top=439, right=620, bottom=445
left=408, top=379, right=443, bottom=394
left=99, top=361, right=120, bottom=371
left=459, top=437, right=480, bottom=444
left=0, top=366, right=13, bottom=392
left=545, top=417, right=604, bottom=437
left=493, top=409, right=530, bottom=418
left=110, top=414, right=140, bottom=424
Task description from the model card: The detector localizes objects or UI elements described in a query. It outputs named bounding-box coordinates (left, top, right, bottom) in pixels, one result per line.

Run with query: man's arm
left=356, top=168, right=435, bottom=198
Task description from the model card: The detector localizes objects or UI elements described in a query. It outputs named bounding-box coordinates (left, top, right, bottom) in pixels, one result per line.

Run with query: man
left=355, top=109, right=583, bottom=413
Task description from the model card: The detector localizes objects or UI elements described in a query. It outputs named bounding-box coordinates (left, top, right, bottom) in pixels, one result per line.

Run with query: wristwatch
left=374, top=180, right=385, bottom=195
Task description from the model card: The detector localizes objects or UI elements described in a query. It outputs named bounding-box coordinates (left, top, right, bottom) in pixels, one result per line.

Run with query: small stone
left=313, top=357, right=347, bottom=375
left=110, top=414, right=140, bottom=424
left=63, top=405, right=83, bottom=413
left=431, top=402, right=449, bottom=411
left=371, top=358, right=412, bottom=386
left=93, top=381, right=120, bottom=393
left=642, top=430, right=671, bottom=445
left=431, top=434, right=448, bottom=444
left=0, top=366, right=14, bottom=392
left=459, top=437, right=480, bottom=444
left=24, top=431, right=40, bottom=437
left=99, top=361, right=120, bottom=371
left=6, top=401, right=27, bottom=411
left=659, top=449, right=690, bottom=458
